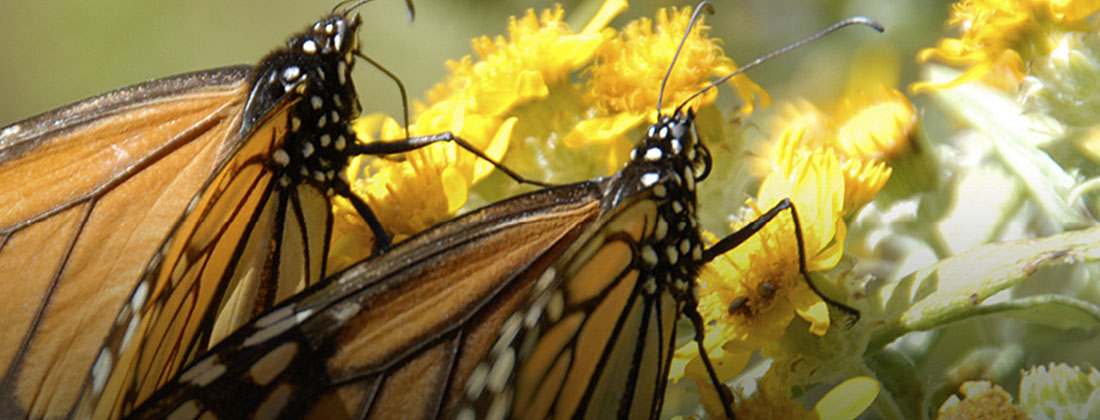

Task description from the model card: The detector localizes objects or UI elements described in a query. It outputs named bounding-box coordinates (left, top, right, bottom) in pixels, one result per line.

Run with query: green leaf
left=869, top=226, right=1100, bottom=351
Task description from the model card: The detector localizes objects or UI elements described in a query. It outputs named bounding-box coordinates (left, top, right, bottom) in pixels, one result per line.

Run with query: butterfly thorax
left=243, top=13, right=363, bottom=197
left=622, top=109, right=712, bottom=302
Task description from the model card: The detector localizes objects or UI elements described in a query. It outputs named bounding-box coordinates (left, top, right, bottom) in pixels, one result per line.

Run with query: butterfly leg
left=683, top=299, right=738, bottom=420
left=347, top=132, right=553, bottom=187
left=688, top=198, right=861, bottom=418
left=335, top=183, right=393, bottom=252
left=703, top=198, right=860, bottom=323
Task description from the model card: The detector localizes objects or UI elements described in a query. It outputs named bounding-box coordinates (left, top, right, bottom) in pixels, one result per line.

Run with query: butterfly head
left=241, top=11, right=368, bottom=195
left=629, top=108, right=712, bottom=195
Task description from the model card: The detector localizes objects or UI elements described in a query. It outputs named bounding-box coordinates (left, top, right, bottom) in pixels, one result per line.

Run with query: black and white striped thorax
left=243, top=13, right=363, bottom=196
left=621, top=109, right=712, bottom=299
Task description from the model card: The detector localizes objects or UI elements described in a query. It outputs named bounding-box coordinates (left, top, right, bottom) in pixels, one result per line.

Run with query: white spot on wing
left=465, top=363, right=490, bottom=399
left=273, top=149, right=290, bottom=166
left=655, top=217, right=668, bottom=240
left=256, top=306, right=293, bottom=328
left=456, top=407, right=476, bottom=420
left=250, top=342, right=299, bottom=386
left=120, top=316, right=140, bottom=350
left=166, top=400, right=201, bottom=420
left=640, top=173, right=660, bottom=187
left=534, top=267, right=556, bottom=293
left=1, top=125, right=21, bottom=137
left=132, top=281, right=149, bottom=312
left=180, top=354, right=226, bottom=387
left=255, top=383, right=293, bottom=420
left=547, top=292, right=564, bottom=322
left=642, top=246, right=658, bottom=266
left=329, top=302, right=361, bottom=323
left=486, top=347, right=515, bottom=393
left=91, top=349, right=112, bottom=394
left=486, top=388, right=513, bottom=420
left=653, top=184, right=667, bottom=198
left=244, top=313, right=298, bottom=347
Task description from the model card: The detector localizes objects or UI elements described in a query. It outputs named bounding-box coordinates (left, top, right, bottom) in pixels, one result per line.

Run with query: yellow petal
left=582, top=0, right=628, bottom=35
left=563, top=112, right=645, bottom=147
left=790, top=282, right=830, bottom=336
left=441, top=166, right=469, bottom=214
left=814, top=377, right=880, bottom=420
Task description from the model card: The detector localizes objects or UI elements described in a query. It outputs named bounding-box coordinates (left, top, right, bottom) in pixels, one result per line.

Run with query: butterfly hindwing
left=124, top=183, right=605, bottom=419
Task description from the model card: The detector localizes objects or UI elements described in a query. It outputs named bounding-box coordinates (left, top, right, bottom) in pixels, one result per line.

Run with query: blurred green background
left=0, top=0, right=951, bottom=126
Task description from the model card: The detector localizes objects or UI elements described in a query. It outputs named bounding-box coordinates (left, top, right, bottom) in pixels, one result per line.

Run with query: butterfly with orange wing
left=118, top=8, right=882, bottom=419
left=0, top=1, right=527, bottom=418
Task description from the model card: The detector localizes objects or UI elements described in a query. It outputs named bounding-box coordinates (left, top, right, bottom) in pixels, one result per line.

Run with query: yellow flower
left=430, top=3, right=617, bottom=117
left=329, top=1, right=627, bottom=268
left=753, top=87, right=905, bottom=216
left=750, top=101, right=834, bottom=178
left=839, top=158, right=891, bottom=216
left=670, top=148, right=857, bottom=402
left=834, top=86, right=918, bottom=163
left=695, top=148, right=847, bottom=350
left=911, top=0, right=1100, bottom=93
left=564, top=5, right=769, bottom=151
left=938, top=381, right=1029, bottom=420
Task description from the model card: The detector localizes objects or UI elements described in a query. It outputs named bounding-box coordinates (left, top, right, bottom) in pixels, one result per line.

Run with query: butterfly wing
left=0, top=67, right=252, bottom=419
left=70, top=12, right=390, bottom=419
left=458, top=114, right=711, bottom=420
left=123, top=182, right=605, bottom=420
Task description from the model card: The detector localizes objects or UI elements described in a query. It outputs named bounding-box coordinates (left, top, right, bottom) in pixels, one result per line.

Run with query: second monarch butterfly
left=116, top=7, right=883, bottom=419
left=1, top=1, right=525, bottom=418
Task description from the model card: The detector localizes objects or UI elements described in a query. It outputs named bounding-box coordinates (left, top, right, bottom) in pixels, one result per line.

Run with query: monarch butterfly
left=117, top=6, right=883, bottom=419
left=1, top=1, right=521, bottom=418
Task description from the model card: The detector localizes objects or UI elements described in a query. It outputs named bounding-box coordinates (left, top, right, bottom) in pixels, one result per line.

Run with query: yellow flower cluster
left=911, top=0, right=1100, bottom=93
left=694, top=86, right=909, bottom=346
left=329, top=0, right=766, bottom=269
left=566, top=5, right=769, bottom=164
left=669, top=85, right=912, bottom=405
left=328, top=0, right=626, bottom=269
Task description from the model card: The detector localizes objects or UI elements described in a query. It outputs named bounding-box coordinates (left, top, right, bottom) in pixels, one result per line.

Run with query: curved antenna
left=335, top=0, right=414, bottom=21
left=356, top=51, right=413, bottom=139
left=675, top=16, right=884, bottom=115
left=656, top=1, right=715, bottom=116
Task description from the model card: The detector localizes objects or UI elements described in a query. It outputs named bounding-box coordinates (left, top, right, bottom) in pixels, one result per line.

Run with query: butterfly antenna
left=674, top=16, right=884, bottom=115
left=657, top=1, right=715, bottom=117
left=356, top=51, right=412, bottom=140
left=337, top=0, right=412, bottom=20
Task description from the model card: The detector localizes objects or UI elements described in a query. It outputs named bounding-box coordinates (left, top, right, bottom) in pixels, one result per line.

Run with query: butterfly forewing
left=125, top=183, right=604, bottom=419
left=0, top=67, right=251, bottom=419
left=72, top=11, right=380, bottom=419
